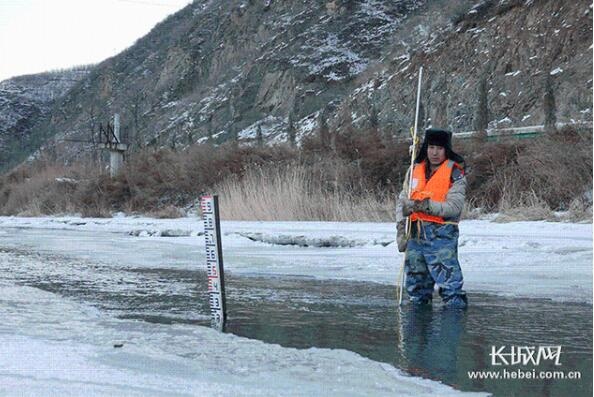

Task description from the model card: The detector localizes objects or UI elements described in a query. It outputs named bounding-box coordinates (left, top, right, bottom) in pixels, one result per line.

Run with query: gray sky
left=0, top=0, right=193, bottom=82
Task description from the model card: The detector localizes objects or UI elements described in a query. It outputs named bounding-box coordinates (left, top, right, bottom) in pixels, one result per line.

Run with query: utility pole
left=111, top=114, right=124, bottom=176
left=98, top=113, right=128, bottom=177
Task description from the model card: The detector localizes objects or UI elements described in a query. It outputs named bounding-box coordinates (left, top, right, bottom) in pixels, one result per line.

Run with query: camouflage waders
left=405, top=221, right=467, bottom=308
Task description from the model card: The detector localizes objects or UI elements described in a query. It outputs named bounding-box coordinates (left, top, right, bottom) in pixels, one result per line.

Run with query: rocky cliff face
left=0, top=68, right=89, bottom=168
left=340, top=0, right=593, bottom=138
left=42, top=0, right=437, bottom=151
left=5, top=0, right=593, bottom=167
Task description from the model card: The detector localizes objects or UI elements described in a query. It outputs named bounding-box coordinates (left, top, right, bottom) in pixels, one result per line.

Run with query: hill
left=5, top=0, right=590, bottom=166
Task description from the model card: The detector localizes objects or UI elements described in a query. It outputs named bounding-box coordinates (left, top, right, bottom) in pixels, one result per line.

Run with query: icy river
left=0, top=216, right=591, bottom=396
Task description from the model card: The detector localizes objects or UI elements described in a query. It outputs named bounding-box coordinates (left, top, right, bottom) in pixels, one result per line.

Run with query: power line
left=114, top=0, right=191, bottom=7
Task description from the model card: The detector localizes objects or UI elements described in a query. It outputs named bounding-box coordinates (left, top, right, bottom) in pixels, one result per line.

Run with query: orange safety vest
left=409, top=160, right=457, bottom=224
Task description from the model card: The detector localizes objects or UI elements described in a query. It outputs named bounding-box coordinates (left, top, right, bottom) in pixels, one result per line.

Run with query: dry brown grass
left=0, top=164, right=76, bottom=216
left=493, top=191, right=557, bottom=223
left=459, top=126, right=593, bottom=214
left=0, top=161, right=114, bottom=217
left=213, top=163, right=395, bottom=221
left=460, top=198, right=484, bottom=220
left=560, top=196, right=593, bottom=223
left=148, top=205, right=185, bottom=219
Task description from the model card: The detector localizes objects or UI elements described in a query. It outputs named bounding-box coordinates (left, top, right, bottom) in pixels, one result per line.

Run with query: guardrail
left=395, top=121, right=592, bottom=143
left=454, top=121, right=593, bottom=140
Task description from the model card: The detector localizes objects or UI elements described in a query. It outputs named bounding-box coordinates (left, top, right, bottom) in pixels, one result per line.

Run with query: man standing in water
left=396, top=128, right=468, bottom=308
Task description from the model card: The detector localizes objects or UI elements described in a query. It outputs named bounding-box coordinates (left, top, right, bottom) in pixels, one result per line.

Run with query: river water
left=0, top=227, right=591, bottom=396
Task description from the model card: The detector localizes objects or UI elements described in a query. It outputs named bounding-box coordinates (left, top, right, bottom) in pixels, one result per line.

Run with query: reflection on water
left=223, top=276, right=592, bottom=397
left=24, top=264, right=593, bottom=397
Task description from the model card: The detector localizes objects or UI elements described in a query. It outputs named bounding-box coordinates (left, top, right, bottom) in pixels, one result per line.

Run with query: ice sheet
left=0, top=281, right=484, bottom=396
left=0, top=216, right=591, bottom=302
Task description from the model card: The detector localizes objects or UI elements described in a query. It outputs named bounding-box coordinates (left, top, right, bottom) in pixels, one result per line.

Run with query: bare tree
left=473, top=77, right=489, bottom=135
left=207, top=114, right=214, bottom=143
left=229, top=89, right=240, bottom=147
left=543, top=73, right=557, bottom=133
left=369, top=104, right=380, bottom=135
left=287, top=112, right=296, bottom=147
left=256, top=124, right=263, bottom=147
left=433, top=77, right=449, bottom=128
left=418, top=100, right=426, bottom=132
left=129, top=92, right=145, bottom=151
left=170, top=131, right=177, bottom=150
left=318, top=110, right=330, bottom=149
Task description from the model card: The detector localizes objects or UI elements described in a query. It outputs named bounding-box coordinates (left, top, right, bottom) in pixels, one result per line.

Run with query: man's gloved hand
left=402, top=198, right=432, bottom=216
left=412, top=198, right=431, bottom=213
left=401, top=199, right=415, bottom=216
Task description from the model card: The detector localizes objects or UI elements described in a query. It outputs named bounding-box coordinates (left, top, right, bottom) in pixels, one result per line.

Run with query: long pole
left=398, top=66, right=423, bottom=306
left=109, top=113, right=124, bottom=177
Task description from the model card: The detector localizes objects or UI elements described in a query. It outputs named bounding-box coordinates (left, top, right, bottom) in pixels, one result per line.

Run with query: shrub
left=457, top=126, right=592, bottom=213
left=0, top=126, right=590, bottom=222
left=149, top=205, right=185, bottom=219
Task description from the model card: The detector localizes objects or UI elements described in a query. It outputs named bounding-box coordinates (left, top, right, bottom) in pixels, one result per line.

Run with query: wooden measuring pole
left=200, top=195, right=227, bottom=331
left=398, top=66, right=423, bottom=306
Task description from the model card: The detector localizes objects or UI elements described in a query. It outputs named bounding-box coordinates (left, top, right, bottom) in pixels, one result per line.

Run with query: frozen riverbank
left=0, top=249, right=490, bottom=397
left=2, top=277, right=489, bottom=397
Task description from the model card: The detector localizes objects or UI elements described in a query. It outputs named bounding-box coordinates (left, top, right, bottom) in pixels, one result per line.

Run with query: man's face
left=427, top=144, right=446, bottom=167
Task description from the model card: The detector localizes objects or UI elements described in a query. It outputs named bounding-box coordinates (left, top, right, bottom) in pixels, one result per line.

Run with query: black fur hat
left=415, top=128, right=465, bottom=165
